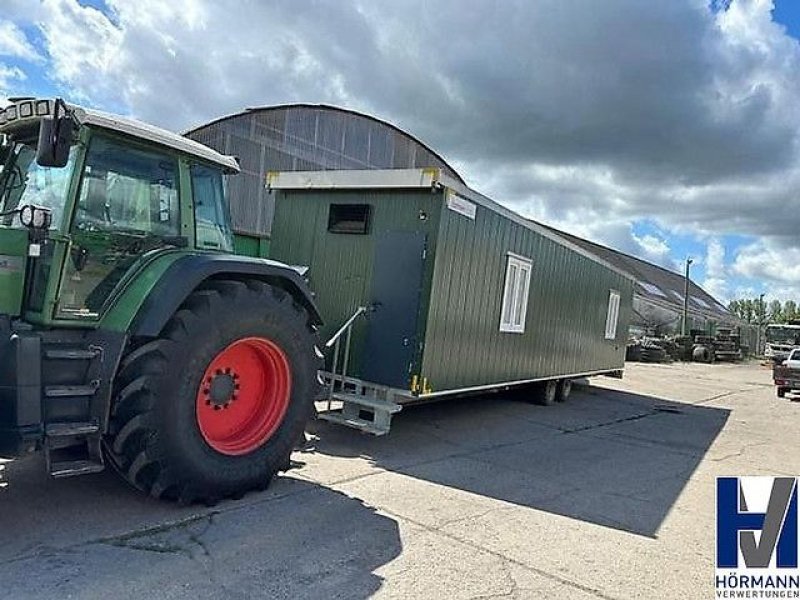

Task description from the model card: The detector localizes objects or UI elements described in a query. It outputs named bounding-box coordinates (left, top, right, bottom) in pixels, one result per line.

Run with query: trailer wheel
left=106, top=280, right=319, bottom=503
left=535, top=380, right=559, bottom=406
left=556, top=379, right=572, bottom=402
left=777, top=387, right=787, bottom=398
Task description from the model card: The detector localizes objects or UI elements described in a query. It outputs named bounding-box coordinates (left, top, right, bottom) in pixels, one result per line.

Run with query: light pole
left=682, top=257, right=693, bottom=336
left=756, top=292, right=765, bottom=357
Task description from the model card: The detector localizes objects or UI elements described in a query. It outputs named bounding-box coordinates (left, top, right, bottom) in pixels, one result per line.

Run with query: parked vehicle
left=267, top=169, right=634, bottom=434
left=773, top=348, right=800, bottom=398
left=764, top=323, right=800, bottom=363
left=626, top=338, right=670, bottom=363
left=673, top=328, right=746, bottom=363
left=0, top=98, right=321, bottom=501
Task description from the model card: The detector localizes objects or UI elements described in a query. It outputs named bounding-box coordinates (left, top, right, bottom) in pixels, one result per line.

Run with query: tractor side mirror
left=36, top=114, right=73, bottom=168
left=0, top=138, right=10, bottom=166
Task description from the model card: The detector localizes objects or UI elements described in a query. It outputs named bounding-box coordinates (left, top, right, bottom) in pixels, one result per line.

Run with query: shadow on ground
left=306, top=383, right=730, bottom=539
left=0, top=457, right=401, bottom=598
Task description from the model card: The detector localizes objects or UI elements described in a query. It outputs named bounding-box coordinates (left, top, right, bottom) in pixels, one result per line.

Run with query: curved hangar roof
left=185, top=104, right=462, bottom=237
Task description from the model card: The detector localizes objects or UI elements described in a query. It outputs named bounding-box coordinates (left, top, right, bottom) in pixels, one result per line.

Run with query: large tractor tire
left=105, top=280, right=319, bottom=503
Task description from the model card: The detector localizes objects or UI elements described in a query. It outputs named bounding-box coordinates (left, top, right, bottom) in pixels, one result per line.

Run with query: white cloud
left=0, top=63, right=26, bottom=106
left=36, top=0, right=124, bottom=105
left=730, top=240, right=800, bottom=301
left=633, top=234, right=671, bottom=268
left=3, top=0, right=800, bottom=298
left=733, top=241, right=800, bottom=283
left=0, top=21, right=41, bottom=62
left=703, top=238, right=730, bottom=302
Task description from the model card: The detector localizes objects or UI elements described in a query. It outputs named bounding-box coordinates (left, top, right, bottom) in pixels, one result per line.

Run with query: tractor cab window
left=58, top=135, right=181, bottom=318
left=191, top=164, right=233, bottom=252
left=73, top=136, right=180, bottom=235
left=0, top=142, right=78, bottom=230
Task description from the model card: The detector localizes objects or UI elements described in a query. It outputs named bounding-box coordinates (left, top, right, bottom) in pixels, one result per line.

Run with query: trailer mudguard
left=130, top=254, right=322, bottom=338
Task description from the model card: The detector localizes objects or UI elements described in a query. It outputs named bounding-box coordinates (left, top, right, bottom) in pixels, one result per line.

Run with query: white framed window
left=605, top=290, right=621, bottom=340
left=500, top=253, right=532, bottom=333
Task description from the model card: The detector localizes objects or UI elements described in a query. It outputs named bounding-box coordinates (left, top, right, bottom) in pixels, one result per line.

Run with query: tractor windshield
left=0, top=140, right=77, bottom=230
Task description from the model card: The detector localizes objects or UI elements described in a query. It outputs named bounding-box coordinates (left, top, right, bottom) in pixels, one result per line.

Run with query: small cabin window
left=500, top=253, right=532, bottom=333
left=605, top=290, right=621, bottom=340
left=328, top=204, right=371, bottom=234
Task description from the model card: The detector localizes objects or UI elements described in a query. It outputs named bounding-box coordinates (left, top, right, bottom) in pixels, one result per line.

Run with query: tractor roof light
left=0, top=99, right=54, bottom=128
left=19, top=205, right=52, bottom=230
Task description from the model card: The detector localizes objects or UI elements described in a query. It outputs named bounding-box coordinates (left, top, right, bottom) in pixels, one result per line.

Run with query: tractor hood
left=0, top=229, right=28, bottom=317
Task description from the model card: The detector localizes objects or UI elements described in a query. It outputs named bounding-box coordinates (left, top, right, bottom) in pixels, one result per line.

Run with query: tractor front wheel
left=106, top=280, right=318, bottom=503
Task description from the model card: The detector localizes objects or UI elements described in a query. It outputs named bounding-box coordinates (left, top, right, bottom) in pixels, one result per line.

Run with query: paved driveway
left=0, top=361, right=793, bottom=599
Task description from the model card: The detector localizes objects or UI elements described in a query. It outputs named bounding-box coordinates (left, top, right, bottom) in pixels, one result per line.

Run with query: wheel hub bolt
left=206, top=371, right=237, bottom=408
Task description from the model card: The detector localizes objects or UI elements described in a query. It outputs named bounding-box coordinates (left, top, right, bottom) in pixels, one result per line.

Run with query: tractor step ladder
left=45, top=420, right=104, bottom=478
left=42, top=343, right=105, bottom=478
left=318, top=306, right=404, bottom=435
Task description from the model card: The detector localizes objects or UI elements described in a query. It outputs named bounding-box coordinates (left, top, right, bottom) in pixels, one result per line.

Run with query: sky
left=1, top=0, right=799, bottom=305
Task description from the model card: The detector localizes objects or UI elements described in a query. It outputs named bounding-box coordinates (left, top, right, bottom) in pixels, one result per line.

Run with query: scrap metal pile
left=626, top=328, right=748, bottom=364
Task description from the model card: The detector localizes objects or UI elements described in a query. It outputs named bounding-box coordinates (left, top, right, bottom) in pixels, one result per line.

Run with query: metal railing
left=324, top=305, right=369, bottom=408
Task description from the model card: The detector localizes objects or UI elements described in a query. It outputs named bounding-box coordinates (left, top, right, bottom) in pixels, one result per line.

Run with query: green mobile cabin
left=268, top=169, right=634, bottom=432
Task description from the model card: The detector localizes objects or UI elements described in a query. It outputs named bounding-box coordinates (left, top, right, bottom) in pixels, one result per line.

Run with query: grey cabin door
left=361, top=230, right=426, bottom=388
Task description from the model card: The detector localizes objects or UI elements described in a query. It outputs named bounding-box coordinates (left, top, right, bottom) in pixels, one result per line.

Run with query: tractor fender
left=130, top=254, right=322, bottom=338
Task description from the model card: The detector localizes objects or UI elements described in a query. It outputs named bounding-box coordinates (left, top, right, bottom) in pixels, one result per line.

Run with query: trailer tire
left=777, top=387, right=787, bottom=398
left=105, top=280, right=319, bottom=503
left=556, top=379, right=572, bottom=402
left=535, top=380, right=559, bottom=406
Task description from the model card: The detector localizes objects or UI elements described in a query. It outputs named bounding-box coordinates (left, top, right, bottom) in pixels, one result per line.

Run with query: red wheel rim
left=195, top=337, right=291, bottom=456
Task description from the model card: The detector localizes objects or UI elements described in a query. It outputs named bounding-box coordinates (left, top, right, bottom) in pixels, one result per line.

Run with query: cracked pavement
left=0, top=361, right=795, bottom=599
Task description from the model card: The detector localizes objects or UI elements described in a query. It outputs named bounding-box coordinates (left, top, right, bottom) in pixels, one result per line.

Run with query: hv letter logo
left=717, top=476, right=799, bottom=569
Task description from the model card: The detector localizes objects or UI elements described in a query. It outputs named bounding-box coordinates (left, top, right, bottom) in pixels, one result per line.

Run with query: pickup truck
left=772, top=348, right=800, bottom=398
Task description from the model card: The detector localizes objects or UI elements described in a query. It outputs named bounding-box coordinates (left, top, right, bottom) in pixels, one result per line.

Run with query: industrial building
left=544, top=228, right=746, bottom=337
left=186, top=103, right=744, bottom=341
left=185, top=104, right=461, bottom=247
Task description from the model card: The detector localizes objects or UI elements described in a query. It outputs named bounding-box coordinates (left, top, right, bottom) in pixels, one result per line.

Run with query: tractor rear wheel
left=106, top=280, right=318, bottom=503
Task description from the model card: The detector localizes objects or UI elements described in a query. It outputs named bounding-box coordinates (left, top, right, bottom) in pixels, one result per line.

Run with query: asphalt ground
left=0, top=360, right=794, bottom=599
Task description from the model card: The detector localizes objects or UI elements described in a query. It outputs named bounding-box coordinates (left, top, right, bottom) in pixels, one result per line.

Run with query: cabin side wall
left=420, top=192, right=633, bottom=393
left=269, top=189, right=442, bottom=381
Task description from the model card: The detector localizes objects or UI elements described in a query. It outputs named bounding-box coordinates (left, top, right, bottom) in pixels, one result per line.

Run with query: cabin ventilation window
left=328, top=203, right=371, bottom=234
left=500, top=253, right=532, bottom=333
left=605, top=290, right=621, bottom=340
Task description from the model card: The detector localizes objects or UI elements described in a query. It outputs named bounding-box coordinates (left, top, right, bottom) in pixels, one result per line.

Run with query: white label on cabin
left=446, top=191, right=476, bottom=220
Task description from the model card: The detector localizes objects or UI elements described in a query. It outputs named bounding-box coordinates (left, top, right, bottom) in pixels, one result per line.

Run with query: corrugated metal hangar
left=545, top=227, right=746, bottom=336
left=185, top=103, right=743, bottom=338
left=185, top=104, right=461, bottom=240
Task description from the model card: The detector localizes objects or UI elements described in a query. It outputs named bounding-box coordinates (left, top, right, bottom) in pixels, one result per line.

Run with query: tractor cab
left=0, top=98, right=239, bottom=324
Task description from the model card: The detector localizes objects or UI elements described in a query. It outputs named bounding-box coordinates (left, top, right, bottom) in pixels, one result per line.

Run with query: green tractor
left=0, top=98, right=321, bottom=502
